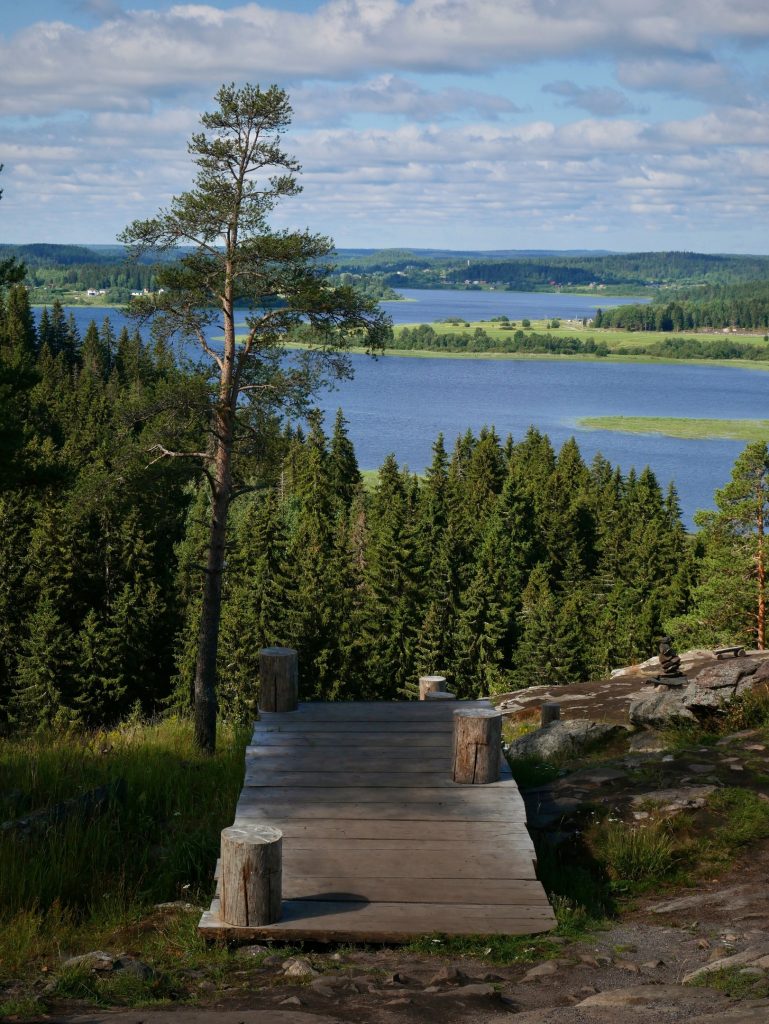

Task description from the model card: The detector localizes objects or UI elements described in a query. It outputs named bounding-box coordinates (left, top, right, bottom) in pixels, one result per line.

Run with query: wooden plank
left=245, top=770, right=467, bottom=788
left=281, top=848, right=537, bottom=880
left=236, top=801, right=522, bottom=822
left=200, top=896, right=556, bottom=941
left=249, top=733, right=452, bottom=748
left=253, top=707, right=469, bottom=723
left=245, top=753, right=452, bottom=773
left=238, top=785, right=524, bottom=808
left=231, top=819, right=533, bottom=841
left=253, top=721, right=454, bottom=734
left=283, top=836, right=536, bottom=855
left=280, top=877, right=548, bottom=904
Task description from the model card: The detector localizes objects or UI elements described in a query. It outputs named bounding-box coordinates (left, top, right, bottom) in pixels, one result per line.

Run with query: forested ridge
left=6, top=243, right=769, bottom=309
left=3, top=280, right=768, bottom=733
left=596, top=280, right=769, bottom=331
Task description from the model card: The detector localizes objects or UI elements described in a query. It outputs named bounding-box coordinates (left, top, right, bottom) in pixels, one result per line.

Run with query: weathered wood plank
left=200, top=896, right=556, bottom=941
left=246, top=752, right=452, bottom=772
left=281, top=877, right=548, bottom=904
left=236, top=801, right=523, bottom=822
left=253, top=721, right=455, bottom=734
left=232, top=819, right=533, bottom=841
left=256, top=700, right=490, bottom=720
left=249, top=733, right=452, bottom=748
left=245, top=770, right=474, bottom=788
left=280, top=845, right=536, bottom=878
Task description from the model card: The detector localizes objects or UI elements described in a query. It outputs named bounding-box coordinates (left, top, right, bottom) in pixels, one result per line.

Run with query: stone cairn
left=654, top=636, right=686, bottom=687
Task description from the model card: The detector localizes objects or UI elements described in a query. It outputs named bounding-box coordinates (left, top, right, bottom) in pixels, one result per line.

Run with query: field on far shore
left=394, top=318, right=769, bottom=351
left=578, top=416, right=769, bottom=442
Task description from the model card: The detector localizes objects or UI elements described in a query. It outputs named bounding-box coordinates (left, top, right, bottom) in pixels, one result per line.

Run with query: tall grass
left=0, top=717, right=247, bottom=973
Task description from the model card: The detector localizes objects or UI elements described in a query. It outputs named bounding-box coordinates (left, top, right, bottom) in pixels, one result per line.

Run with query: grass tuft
left=0, top=717, right=247, bottom=977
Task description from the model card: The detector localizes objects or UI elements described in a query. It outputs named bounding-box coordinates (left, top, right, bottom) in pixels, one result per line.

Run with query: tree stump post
left=259, top=647, right=298, bottom=713
left=425, top=690, right=457, bottom=701
left=541, top=701, right=561, bottom=727
left=452, top=708, right=502, bottom=784
left=419, top=675, right=447, bottom=700
left=220, top=824, right=282, bottom=926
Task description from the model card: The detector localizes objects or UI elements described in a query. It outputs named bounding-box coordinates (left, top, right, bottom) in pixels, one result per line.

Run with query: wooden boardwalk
left=199, top=700, right=556, bottom=942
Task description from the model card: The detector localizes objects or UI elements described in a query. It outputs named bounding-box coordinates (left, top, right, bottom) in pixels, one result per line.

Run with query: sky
left=1, top=0, right=769, bottom=252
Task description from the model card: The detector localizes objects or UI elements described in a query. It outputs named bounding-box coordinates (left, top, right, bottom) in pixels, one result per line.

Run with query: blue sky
left=2, top=0, right=769, bottom=252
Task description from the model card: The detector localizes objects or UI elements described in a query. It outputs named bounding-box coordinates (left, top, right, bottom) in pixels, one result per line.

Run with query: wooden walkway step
left=199, top=700, right=556, bottom=942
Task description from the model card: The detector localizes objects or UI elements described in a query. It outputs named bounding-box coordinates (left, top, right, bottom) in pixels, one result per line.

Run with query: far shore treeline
left=1, top=281, right=768, bottom=733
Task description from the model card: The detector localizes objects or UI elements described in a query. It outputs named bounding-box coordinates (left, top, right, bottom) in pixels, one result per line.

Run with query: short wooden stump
left=259, top=647, right=298, bottom=713
left=419, top=675, right=447, bottom=700
left=220, top=824, right=283, bottom=926
left=452, top=708, right=502, bottom=784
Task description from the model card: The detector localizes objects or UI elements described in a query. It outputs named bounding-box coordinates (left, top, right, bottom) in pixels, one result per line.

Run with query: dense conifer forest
left=595, top=281, right=769, bottom=331
left=2, top=279, right=768, bottom=734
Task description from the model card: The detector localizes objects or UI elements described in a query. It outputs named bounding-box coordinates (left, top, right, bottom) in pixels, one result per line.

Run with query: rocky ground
left=10, top=652, right=769, bottom=1024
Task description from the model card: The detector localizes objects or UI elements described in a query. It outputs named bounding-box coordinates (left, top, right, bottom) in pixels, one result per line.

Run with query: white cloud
left=1, top=0, right=768, bottom=116
left=542, top=80, right=638, bottom=116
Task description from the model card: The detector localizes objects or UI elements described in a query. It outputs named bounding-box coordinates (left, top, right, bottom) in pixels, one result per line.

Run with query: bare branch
left=146, top=443, right=210, bottom=465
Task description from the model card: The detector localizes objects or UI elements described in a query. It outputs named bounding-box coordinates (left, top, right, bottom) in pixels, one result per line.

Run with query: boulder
left=689, top=662, right=756, bottom=690
left=628, top=690, right=697, bottom=728
left=506, top=719, right=624, bottom=762
left=682, top=681, right=735, bottom=713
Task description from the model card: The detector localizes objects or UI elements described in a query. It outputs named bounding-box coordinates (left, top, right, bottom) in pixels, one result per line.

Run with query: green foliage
left=0, top=718, right=247, bottom=926
left=706, top=787, right=769, bottom=848
left=688, top=966, right=769, bottom=999
left=593, top=821, right=677, bottom=887
left=667, top=442, right=769, bottom=650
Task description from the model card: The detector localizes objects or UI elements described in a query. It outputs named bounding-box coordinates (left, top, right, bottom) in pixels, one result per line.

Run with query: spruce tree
left=667, top=442, right=769, bottom=649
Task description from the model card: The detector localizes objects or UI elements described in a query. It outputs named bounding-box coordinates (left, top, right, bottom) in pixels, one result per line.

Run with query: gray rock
left=436, top=982, right=496, bottom=997
left=691, top=662, right=756, bottom=690
left=629, top=689, right=697, bottom=727
left=682, top=681, right=736, bottom=711
left=628, top=730, right=669, bottom=752
left=113, top=956, right=153, bottom=980
left=507, top=719, right=624, bottom=762
left=282, top=956, right=317, bottom=978
left=683, top=946, right=769, bottom=983
left=235, top=943, right=270, bottom=958
left=578, top=984, right=730, bottom=1009
left=62, top=951, right=114, bottom=972
left=521, top=961, right=559, bottom=982
left=687, top=1005, right=769, bottom=1024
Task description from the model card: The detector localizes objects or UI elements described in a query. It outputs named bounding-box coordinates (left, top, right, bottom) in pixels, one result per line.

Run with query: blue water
left=382, top=288, right=646, bottom=324
left=46, top=295, right=767, bottom=528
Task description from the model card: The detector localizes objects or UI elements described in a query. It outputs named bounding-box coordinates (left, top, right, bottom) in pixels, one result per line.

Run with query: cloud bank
left=0, top=0, right=767, bottom=250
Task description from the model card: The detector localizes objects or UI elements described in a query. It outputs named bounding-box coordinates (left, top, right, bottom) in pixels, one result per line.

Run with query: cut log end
left=425, top=690, right=457, bottom=700
left=259, top=647, right=298, bottom=713
left=540, top=701, right=561, bottom=727
left=220, top=824, right=282, bottom=927
left=419, top=675, right=447, bottom=700
left=452, top=709, right=502, bottom=785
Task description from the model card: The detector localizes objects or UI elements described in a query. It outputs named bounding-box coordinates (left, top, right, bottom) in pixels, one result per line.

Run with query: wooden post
left=419, top=675, right=447, bottom=700
left=426, top=690, right=456, bottom=700
left=452, top=708, right=502, bottom=784
left=541, top=701, right=561, bottom=727
left=259, top=647, right=298, bottom=713
left=220, top=824, right=282, bottom=926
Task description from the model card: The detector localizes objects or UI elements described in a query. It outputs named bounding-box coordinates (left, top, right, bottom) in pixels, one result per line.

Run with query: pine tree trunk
left=757, top=500, right=765, bottom=650
left=193, top=272, right=236, bottom=754
left=193, top=473, right=230, bottom=753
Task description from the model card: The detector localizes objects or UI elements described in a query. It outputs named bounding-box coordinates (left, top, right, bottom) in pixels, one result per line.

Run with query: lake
left=47, top=294, right=766, bottom=528
left=382, top=287, right=646, bottom=324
